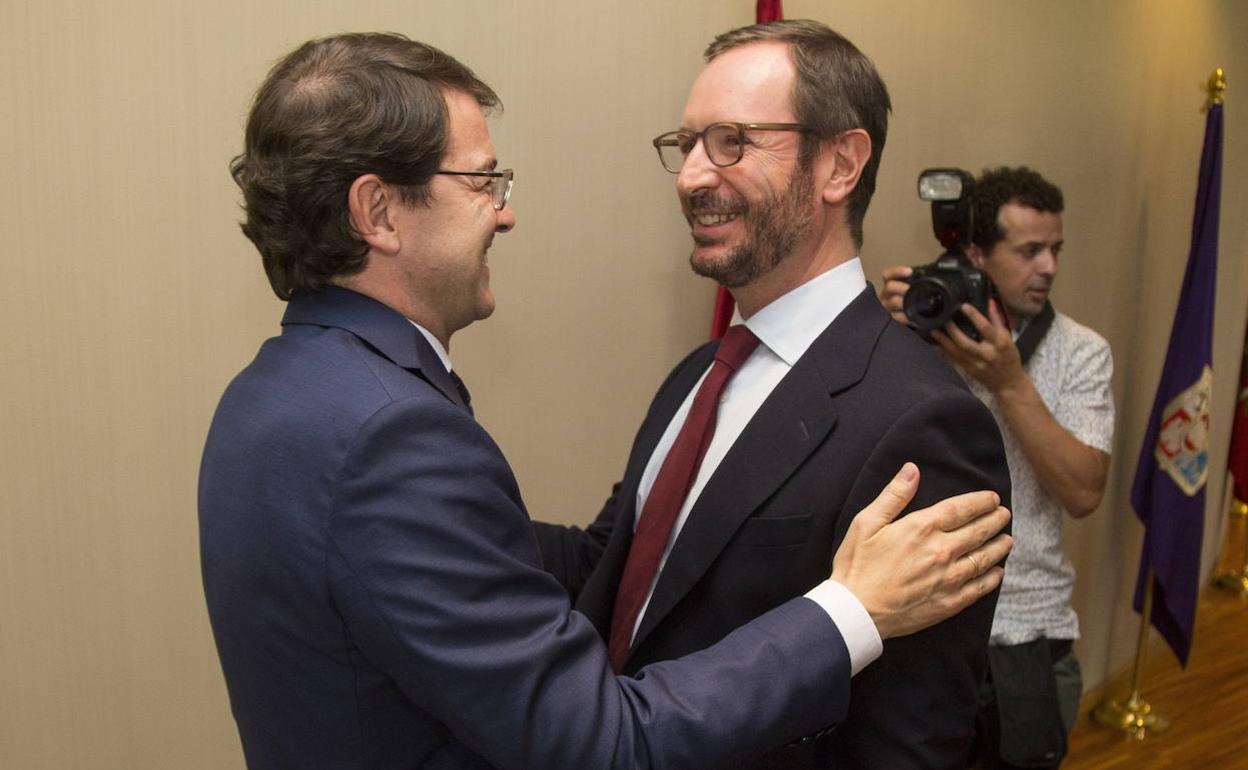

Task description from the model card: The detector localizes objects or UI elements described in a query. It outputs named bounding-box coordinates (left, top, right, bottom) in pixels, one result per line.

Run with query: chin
left=689, top=247, right=718, bottom=274
left=690, top=254, right=731, bottom=286
left=1007, top=303, right=1041, bottom=323
left=475, top=293, right=496, bottom=321
left=690, top=245, right=736, bottom=279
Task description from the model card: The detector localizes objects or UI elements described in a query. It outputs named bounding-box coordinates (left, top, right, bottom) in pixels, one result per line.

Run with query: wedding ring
left=964, top=553, right=980, bottom=575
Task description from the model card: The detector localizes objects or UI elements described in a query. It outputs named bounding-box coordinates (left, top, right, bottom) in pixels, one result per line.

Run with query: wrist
left=989, top=366, right=1030, bottom=399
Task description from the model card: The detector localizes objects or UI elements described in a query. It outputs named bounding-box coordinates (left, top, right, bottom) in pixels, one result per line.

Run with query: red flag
left=710, top=0, right=784, bottom=339
left=1229, top=324, right=1248, bottom=502
left=756, top=0, right=783, bottom=23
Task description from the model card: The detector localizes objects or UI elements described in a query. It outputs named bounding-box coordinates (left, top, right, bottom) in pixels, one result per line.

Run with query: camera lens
left=903, top=279, right=957, bottom=330
left=913, top=291, right=945, bottom=317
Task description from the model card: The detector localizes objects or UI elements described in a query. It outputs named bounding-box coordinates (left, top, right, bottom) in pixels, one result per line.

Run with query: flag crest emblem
left=1155, top=365, right=1213, bottom=496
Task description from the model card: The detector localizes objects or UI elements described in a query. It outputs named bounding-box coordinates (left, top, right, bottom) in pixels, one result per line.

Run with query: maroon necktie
left=607, top=324, right=760, bottom=671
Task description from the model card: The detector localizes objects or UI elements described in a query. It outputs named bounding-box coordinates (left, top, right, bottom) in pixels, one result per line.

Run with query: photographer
left=880, top=167, right=1114, bottom=769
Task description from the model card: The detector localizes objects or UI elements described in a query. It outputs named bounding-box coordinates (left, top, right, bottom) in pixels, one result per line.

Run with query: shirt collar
left=409, top=321, right=453, bottom=373
left=743, top=258, right=867, bottom=366
left=1012, top=315, right=1029, bottom=343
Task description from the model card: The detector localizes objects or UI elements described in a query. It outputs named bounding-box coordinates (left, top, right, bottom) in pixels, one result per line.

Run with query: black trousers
left=969, top=638, right=1073, bottom=770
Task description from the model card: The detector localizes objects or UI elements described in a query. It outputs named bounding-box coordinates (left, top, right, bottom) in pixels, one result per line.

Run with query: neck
left=332, top=273, right=453, bottom=351
left=731, top=229, right=857, bottom=318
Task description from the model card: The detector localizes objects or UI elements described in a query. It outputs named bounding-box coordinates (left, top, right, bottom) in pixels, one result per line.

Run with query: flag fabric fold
left=1129, top=101, right=1223, bottom=666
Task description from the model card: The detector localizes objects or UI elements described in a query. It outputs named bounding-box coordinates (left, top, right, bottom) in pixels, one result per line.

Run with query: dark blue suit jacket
left=199, top=286, right=853, bottom=770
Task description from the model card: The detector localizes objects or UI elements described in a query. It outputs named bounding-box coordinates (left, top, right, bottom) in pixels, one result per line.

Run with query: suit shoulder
left=869, top=320, right=972, bottom=394
left=206, top=325, right=472, bottom=484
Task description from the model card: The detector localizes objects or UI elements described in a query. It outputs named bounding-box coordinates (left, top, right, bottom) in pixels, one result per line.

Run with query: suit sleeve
left=530, top=488, right=619, bottom=599
left=829, top=389, right=1010, bottom=769
left=326, top=396, right=853, bottom=770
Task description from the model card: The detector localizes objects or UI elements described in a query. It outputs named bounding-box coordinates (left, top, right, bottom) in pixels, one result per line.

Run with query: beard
left=686, top=167, right=815, bottom=288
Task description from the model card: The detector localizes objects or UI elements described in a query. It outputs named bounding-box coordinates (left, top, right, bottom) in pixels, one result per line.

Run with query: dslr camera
left=903, top=168, right=994, bottom=341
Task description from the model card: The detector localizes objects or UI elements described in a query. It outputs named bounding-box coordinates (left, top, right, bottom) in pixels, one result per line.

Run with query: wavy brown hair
left=231, top=33, right=499, bottom=300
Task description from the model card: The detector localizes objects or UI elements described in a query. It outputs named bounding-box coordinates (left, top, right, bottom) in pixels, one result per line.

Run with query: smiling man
left=199, top=31, right=1014, bottom=770
left=534, top=20, right=1011, bottom=770
left=881, top=167, right=1115, bottom=769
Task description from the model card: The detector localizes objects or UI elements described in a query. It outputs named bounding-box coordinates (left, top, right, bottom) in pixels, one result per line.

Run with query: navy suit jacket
left=199, top=286, right=854, bottom=770
left=535, top=287, right=1011, bottom=769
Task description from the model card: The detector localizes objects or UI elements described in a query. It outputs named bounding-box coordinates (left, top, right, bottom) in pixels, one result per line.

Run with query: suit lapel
left=630, top=288, right=892, bottom=656
left=412, top=354, right=471, bottom=413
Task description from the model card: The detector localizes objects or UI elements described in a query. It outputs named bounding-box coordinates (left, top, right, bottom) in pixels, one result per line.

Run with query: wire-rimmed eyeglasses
left=651, top=123, right=808, bottom=173
left=435, top=168, right=514, bottom=210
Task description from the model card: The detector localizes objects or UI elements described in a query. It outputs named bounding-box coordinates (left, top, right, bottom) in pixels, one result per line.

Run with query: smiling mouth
left=693, top=212, right=739, bottom=226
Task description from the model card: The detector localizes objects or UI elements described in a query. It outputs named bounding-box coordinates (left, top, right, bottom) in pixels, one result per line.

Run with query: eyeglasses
left=652, top=123, right=808, bottom=173
left=435, top=168, right=514, bottom=210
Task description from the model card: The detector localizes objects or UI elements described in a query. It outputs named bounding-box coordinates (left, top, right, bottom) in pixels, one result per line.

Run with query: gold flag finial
left=1205, top=68, right=1226, bottom=110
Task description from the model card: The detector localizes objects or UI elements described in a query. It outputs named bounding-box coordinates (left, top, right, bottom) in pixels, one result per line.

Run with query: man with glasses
left=534, top=20, right=1011, bottom=769
left=200, top=31, right=1011, bottom=770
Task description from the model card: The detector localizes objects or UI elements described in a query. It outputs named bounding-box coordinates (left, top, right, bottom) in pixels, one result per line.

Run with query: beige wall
left=1, top=1, right=1244, bottom=767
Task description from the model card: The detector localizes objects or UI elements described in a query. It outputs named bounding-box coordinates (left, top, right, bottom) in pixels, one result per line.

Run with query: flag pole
left=1098, top=64, right=1223, bottom=733
left=1217, top=494, right=1248, bottom=596
left=1093, top=568, right=1171, bottom=738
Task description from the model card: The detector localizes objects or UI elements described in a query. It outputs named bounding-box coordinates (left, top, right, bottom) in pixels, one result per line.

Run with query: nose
left=675, top=137, right=719, bottom=198
left=495, top=205, right=516, bottom=234
left=1037, top=248, right=1058, bottom=276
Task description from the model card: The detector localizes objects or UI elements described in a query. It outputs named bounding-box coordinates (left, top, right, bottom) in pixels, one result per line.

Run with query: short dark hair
left=704, top=20, right=892, bottom=248
left=972, top=166, right=1064, bottom=253
left=231, top=33, right=499, bottom=300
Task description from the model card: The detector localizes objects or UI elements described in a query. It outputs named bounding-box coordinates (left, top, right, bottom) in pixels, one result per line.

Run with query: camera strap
left=1014, top=301, right=1055, bottom=367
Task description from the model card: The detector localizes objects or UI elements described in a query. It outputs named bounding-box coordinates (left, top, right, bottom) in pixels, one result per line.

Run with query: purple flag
left=1129, top=102, right=1223, bottom=666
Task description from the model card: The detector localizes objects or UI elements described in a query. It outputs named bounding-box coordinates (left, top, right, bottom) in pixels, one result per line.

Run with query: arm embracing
left=530, top=490, right=618, bottom=599
left=327, top=398, right=851, bottom=770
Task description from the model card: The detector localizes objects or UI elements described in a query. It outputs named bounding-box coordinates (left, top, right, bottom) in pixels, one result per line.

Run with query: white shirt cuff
left=803, top=579, right=883, bottom=676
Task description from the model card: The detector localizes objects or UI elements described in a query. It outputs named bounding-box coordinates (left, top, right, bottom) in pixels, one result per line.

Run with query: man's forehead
left=683, top=41, right=796, bottom=125
left=443, top=88, right=496, bottom=168
left=999, top=202, right=1062, bottom=238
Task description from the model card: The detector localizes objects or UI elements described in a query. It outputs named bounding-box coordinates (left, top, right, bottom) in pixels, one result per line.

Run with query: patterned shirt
left=965, top=312, right=1115, bottom=645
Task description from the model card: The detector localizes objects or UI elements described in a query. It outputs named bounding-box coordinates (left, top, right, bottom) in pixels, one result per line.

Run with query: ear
left=820, top=129, right=871, bottom=206
left=347, top=174, right=401, bottom=256
left=966, top=243, right=986, bottom=269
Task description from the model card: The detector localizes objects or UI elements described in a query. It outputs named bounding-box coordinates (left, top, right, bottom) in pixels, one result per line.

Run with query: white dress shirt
left=410, top=321, right=454, bottom=374
left=631, top=258, right=882, bottom=674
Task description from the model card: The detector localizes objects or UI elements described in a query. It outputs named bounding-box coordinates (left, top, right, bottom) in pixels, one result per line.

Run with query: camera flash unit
left=918, top=168, right=972, bottom=202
